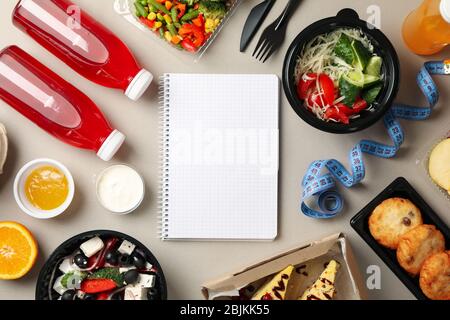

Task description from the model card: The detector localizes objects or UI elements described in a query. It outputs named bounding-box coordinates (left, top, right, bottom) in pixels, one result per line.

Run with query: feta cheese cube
left=117, top=240, right=136, bottom=256
left=59, top=258, right=80, bottom=274
left=53, top=275, right=68, bottom=295
left=137, top=274, right=156, bottom=288
left=124, top=285, right=147, bottom=300
left=80, top=236, right=104, bottom=258
left=58, top=258, right=73, bottom=274
left=145, top=262, right=153, bottom=270
left=119, top=266, right=136, bottom=274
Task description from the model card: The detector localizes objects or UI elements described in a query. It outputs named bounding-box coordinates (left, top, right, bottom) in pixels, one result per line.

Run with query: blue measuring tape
left=301, top=60, right=450, bottom=219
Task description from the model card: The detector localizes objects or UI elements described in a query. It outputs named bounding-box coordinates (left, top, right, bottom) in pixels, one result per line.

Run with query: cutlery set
left=240, top=0, right=302, bottom=62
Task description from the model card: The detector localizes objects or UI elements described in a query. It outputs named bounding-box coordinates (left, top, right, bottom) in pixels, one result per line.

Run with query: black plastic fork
left=253, top=0, right=302, bottom=63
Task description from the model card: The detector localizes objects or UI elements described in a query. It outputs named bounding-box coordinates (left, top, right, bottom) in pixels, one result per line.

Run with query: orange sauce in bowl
left=25, top=166, right=69, bottom=211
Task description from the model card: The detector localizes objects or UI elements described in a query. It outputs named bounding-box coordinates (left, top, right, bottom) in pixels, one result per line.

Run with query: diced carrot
left=165, top=1, right=173, bottom=10
left=171, top=35, right=182, bottom=44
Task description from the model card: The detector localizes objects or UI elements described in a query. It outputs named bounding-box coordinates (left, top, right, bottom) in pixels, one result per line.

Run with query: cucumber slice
left=334, top=34, right=354, bottom=65
left=363, top=74, right=380, bottom=88
left=339, top=75, right=362, bottom=106
left=362, top=84, right=383, bottom=104
left=351, top=40, right=371, bottom=70
left=365, top=56, right=383, bottom=76
left=343, top=70, right=365, bottom=87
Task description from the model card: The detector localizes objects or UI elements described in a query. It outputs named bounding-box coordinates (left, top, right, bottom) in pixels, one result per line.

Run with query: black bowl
left=35, top=230, right=167, bottom=300
left=283, top=8, right=400, bottom=134
left=350, top=177, right=450, bottom=300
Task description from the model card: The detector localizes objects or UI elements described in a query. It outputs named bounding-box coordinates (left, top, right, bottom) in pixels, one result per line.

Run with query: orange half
left=0, top=222, right=38, bottom=280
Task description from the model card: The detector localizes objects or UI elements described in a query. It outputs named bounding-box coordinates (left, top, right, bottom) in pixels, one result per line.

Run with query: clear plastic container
left=114, top=0, right=242, bottom=61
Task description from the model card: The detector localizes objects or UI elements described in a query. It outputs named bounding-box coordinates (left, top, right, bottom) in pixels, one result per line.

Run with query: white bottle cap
left=125, top=69, right=153, bottom=101
left=97, top=130, right=126, bottom=161
left=440, top=0, right=450, bottom=23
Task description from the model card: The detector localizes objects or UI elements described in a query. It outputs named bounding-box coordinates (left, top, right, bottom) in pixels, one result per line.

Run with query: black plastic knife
left=240, top=0, right=276, bottom=52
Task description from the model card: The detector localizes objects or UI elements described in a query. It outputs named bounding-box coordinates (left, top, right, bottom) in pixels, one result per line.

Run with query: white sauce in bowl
left=96, top=165, right=145, bottom=214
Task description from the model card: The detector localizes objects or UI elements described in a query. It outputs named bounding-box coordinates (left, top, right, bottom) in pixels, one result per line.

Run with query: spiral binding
left=158, top=74, right=170, bottom=240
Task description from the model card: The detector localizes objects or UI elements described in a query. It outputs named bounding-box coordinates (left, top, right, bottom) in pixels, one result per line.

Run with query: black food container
left=283, top=8, right=400, bottom=134
left=350, top=177, right=450, bottom=300
left=36, top=230, right=168, bottom=300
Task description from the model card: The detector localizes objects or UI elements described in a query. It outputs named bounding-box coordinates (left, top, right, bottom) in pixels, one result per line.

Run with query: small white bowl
left=95, top=164, right=145, bottom=215
left=14, top=158, right=75, bottom=219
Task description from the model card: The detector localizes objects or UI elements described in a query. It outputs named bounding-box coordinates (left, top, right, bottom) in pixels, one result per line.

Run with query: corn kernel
left=157, top=13, right=164, bottom=21
left=205, top=19, right=214, bottom=29
left=163, top=14, right=172, bottom=24
left=154, top=21, right=163, bottom=29
left=147, top=12, right=157, bottom=21
left=164, top=31, right=172, bottom=42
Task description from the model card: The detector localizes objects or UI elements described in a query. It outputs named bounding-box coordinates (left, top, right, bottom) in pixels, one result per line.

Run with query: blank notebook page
left=160, top=74, right=279, bottom=240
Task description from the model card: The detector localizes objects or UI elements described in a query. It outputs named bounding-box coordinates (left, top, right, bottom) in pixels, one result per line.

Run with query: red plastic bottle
left=12, top=0, right=153, bottom=101
left=0, top=45, right=125, bottom=161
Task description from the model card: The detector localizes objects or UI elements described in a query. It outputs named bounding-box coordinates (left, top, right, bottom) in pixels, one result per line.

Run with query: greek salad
left=134, top=0, right=231, bottom=52
left=50, top=236, right=161, bottom=300
left=295, top=28, right=385, bottom=124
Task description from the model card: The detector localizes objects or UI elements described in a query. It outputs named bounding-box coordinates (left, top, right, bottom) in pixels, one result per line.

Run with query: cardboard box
left=202, top=233, right=367, bottom=300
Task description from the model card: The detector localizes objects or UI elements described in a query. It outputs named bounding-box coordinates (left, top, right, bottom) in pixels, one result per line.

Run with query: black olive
left=123, top=269, right=139, bottom=285
left=61, top=290, right=76, bottom=301
left=73, top=253, right=89, bottom=268
left=110, top=293, right=123, bottom=300
left=118, top=254, right=132, bottom=266
left=83, top=293, right=96, bottom=300
left=147, top=288, right=159, bottom=301
left=131, top=252, right=146, bottom=269
left=105, top=250, right=120, bottom=266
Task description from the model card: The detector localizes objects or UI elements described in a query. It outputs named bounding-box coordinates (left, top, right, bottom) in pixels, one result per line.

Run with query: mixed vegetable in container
left=50, top=236, right=161, bottom=300
left=295, top=28, right=385, bottom=124
left=134, top=0, right=231, bottom=52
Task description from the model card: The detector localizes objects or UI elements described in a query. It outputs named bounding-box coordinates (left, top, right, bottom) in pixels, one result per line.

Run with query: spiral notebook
left=159, top=74, right=279, bottom=240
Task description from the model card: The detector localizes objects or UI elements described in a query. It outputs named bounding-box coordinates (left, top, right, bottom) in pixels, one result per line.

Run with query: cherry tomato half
left=324, top=107, right=350, bottom=124
left=297, top=73, right=317, bottom=100
left=181, top=38, right=197, bottom=52
left=352, top=97, right=368, bottom=113
left=318, top=74, right=335, bottom=106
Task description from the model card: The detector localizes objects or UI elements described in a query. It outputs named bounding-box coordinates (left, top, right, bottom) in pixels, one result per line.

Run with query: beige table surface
left=0, top=0, right=449, bottom=300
